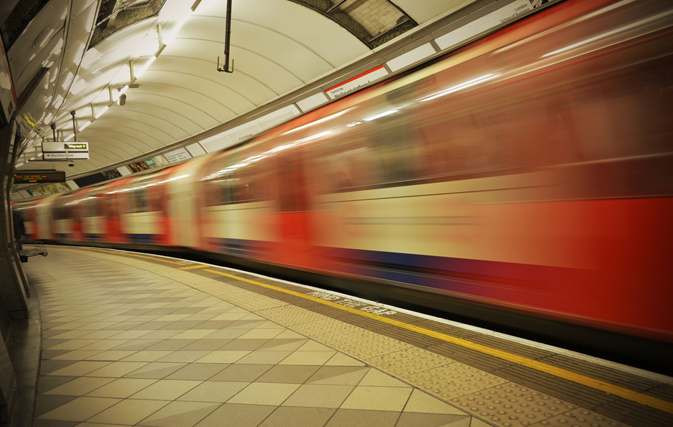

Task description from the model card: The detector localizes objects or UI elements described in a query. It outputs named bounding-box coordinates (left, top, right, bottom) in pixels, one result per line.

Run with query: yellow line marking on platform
left=87, top=249, right=187, bottom=265
left=179, top=265, right=209, bottom=270
left=204, top=268, right=673, bottom=415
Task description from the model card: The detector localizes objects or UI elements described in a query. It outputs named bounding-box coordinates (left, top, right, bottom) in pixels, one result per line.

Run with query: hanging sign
left=42, top=141, right=90, bottom=160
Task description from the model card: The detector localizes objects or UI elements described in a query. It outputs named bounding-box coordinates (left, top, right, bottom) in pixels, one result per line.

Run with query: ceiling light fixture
left=78, top=121, right=91, bottom=132
left=94, top=105, right=109, bottom=119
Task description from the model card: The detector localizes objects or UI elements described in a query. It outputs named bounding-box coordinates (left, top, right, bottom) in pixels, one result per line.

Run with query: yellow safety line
left=204, top=268, right=673, bottom=415
left=178, top=264, right=210, bottom=270
left=87, top=249, right=186, bottom=265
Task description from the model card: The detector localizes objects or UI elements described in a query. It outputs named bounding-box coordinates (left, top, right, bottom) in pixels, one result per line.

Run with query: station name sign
left=14, top=171, right=65, bottom=183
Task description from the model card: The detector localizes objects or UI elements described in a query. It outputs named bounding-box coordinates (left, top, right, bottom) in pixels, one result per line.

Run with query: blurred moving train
left=16, top=0, right=673, bottom=368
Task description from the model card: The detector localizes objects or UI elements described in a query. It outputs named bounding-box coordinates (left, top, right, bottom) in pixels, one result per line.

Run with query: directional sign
left=44, top=152, right=89, bottom=160
left=43, top=141, right=90, bottom=161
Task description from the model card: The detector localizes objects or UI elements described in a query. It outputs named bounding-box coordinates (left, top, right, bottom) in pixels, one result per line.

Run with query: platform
left=20, top=246, right=673, bottom=427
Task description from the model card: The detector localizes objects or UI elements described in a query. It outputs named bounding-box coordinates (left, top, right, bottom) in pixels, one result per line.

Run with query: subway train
left=16, top=0, right=673, bottom=369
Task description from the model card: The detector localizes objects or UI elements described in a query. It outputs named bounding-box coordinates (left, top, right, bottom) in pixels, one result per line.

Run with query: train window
left=367, top=110, right=420, bottom=185
left=236, top=154, right=269, bottom=203
left=203, top=154, right=242, bottom=206
left=322, top=145, right=372, bottom=192
left=205, top=171, right=238, bottom=206
left=131, top=189, right=147, bottom=212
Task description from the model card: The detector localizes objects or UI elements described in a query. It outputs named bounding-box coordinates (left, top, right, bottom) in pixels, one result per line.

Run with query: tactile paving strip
left=533, top=408, right=626, bottom=427
left=295, top=319, right=412, bottom=360
left=402, top=362, right=508, bottom=400
left=451, top=384, right=577, bottom=426
left=259, top=304, right=327, bottom=327
left=365, top=346, right=454, bottom=377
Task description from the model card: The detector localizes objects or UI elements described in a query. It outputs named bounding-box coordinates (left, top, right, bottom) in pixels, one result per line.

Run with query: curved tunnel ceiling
left=9, top=0, right=504, bottom=180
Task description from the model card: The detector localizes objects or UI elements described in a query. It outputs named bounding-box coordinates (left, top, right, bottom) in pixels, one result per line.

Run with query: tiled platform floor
left=22, top=247, right=649, bottom=427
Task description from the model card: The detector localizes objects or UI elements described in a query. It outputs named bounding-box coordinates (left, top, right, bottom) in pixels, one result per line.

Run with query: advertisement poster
left=164, top=148, right=192, bottom=163
left=102, top=169, right=122, bottom=180
left=128, top=161, right=149, bottom=173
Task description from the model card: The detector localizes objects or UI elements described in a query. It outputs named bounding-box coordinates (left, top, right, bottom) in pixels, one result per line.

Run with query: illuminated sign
left=14, top=171, right=65, bottom=183
left=64, top=143, right=87, bottom=150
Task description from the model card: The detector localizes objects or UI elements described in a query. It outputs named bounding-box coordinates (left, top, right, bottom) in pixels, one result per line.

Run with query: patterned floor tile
left=257, top=338, right=308, bottom=352
left=178, top=381, right=249, bottom=403
left=279, top=351, right=336, bottom=366
left=38, top=376, right=78, bottom=394
left=259, top=407, right=335, bottom=427
left=256, top=365, right=320, bottom=384
left=325, top=409, right=401, bottom=427
left=120, top=350, right=174, bottom=362
left=324, top=353, right=366, bottom=367
left=359, top=369, right=411, bottom=387
left=395, top=412, right=471, bottom=427
left=37, top=397, right=121, bottom=421
left=34, top=394, right=79, bottom=418
left=340, top=386, right=413, bottom=411
left=84, top=361, right=148, bottom=378
left=122, top=362, right=187, bottom=379
left=282, top=384, right=354, bottom=408
left=194, top=403, right=275, bottom=427
left=156, top=351, right=212, bottom=363
left=137, top=401, right=221, bottom=427
left=47, top=361, right=111, bottom=377
left=52, top=351, right=102, bottom=361
left=130, top=379, right=202, bottom=400
left=144, top=340, right=196, bottom=351
left=404, top=390, right=470, bottom=415
left=228, top=382, right=301, bottom=405
left=236, top=350, right=292, bottom=365
left=44, top=377, right=115, bottom=396
left=86, top=399, right=170, bottom=425
left=194, top=351, right=250, bottom=364
left=306, top=366, right=369, bottom=385
left=210, top=364, right=273, bottom=382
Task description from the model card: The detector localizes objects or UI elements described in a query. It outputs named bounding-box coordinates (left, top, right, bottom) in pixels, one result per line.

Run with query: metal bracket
left=216, top=0, right=234, bottom=73
left=217, top=56, right=234, bottom=73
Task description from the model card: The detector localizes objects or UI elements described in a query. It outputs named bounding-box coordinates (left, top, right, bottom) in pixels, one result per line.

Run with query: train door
left=167, top=161, right=201, bottom=248
left=104, top=179, right=128, bottom=243
left=69, top=194, right=83, bottom=242
left=273, top=147, right=317, bottom=269
left=145, top=168, right=173, bottom=246
left=195, top=152, right=238, bottom=253
left=23, top=202, right=36, bottom=239
left=36, top=195, right=56, bottom=240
